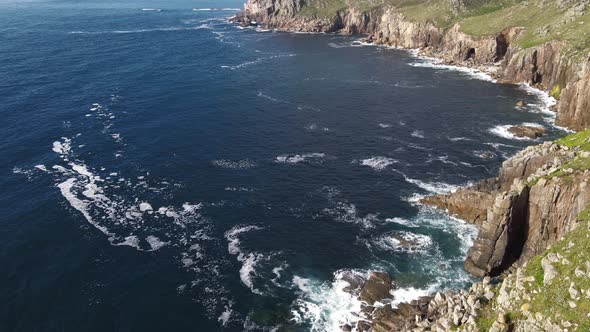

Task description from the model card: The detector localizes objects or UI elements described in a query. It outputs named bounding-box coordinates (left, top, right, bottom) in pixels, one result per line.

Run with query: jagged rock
left=358, top=272, right=394, bottom=305
left=507, top=125, right=546, bottom=139
left=542, top=257, right=558, bottom=285
left=569, top=282, right=579, bottom=299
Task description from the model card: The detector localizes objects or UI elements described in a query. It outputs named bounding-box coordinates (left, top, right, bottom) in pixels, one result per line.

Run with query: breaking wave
left=275, top=153, right=326, bottom=164
left=221, top=54, right=296, bottom=70
left=69, top=26, right=212, bottom=35
left=409, top=56, right=497, bottom=82
left=357, top=156, right=398, bottom=171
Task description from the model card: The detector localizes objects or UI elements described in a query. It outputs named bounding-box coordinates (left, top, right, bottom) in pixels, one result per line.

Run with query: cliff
left=423, top=129, right=590, bottom=277
left=368, top=217, right=590, bottom=331
left=232, top=0, right=590, bottom=131
left=230, top=1, right=590, bottom=329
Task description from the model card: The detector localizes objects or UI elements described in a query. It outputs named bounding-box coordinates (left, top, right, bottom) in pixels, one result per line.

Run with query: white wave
left=426, top=155, right=458, bottom=166
left=378, top=123, right=391, bottom=128
left=193, top=8, right=241, bottom=11
left=489, top=125, right=533, bottom=141
left=411, top=130, right=425, bottom=139
left=224, top=225, right=267, bottom=294
left=448, top=136, right=475, bottom=142
left=218, top=305, right=233, bottom=326
left=38, top=101, right=235, bottom=320
left=384, top=217, right=418, bottom=227
left=327, top=42, right=349, bottom=49
left=373, top=231, right=435, bottom=254
left=69, top=26, right=211, bottom=35
left=115, top=235, right=141, bottom=249
left=111, top=133, right=123, bottom=142
left=521, top=122, right=545, bottom=128
left=291, top=271, right=365, bottom=332
left=518, top=83, right=556, bottom=117
left=517, top=84, right=574, bottom=132
left=275, top=153, right=325, bottom=164
left=271, top=263, right=289, bottom=287
left=411, top=207, right=478, bottom=253
left=211, top=159, right=257, bottom=170
left=297, top=104, right=322, bottom=112
left=221, top=54, right=296, bottom=70
left=292, top=206, right=478, bottom=329
left=257, top=91, right=287, bottom=103
left=391, top=285, right=438, bottom=308
left=239, top=253, right=265, bottom=293
left=320, top=187, right=377, bottom=229
left=402, top=175, right=460, bottom=194
left=359, top=157, right=398, bottom=171
left=224, top=187, right=254, bottom=192
left=57, top=177, right=115, bottom=238
left=146, top=235, right=167, bottom=250
left=139, top=202, right=153, bottom=212
left=52, top=138, right=72, bottom=157
left=305, top=123, right=318, bottom=130
left=140, top=8, right=162, bottom=12
left=225, top=225, right=263, bottom=255
left=410, top=57, right=496, bottom=82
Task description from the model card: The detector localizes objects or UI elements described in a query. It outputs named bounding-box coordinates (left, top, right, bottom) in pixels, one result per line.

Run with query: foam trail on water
left=275, top=153, right=326, bottom=164
left=290, top=271, right=365, bottom=332
left=358, top=157, right=398, bottom=171
left=409, top=56, right=497, bottom=82
left=225, top=225, right=271, bottom=295
left=489, top=125, right=533, bottom=141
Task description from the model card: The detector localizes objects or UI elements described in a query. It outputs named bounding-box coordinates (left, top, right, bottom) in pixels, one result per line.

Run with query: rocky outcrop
left=233, top=0, right=590, bottom=131
left=337, top=217, right=590, bottom=331
left=425, top=140, right=590, bottom=277
left=507, top=125, right=546, bottom=139
left=339, top=271, right=484, bottom=331
left=558, top=73, right=590, bottom=130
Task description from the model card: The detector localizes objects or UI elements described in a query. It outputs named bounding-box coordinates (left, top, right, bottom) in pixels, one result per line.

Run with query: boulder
left=359, top=272, right=394, bottom=305
left=507, top=125, right=546, bottom=139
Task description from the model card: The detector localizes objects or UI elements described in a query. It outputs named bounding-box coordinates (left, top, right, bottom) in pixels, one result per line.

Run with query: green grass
left=556, top=129, right=590, bottom=151
left=578, top=205, right=590, bottom=222
left=550, top=84, right=562, bottom=100
left=293, top=0, right=590, bottom=56
left=525, top=130, right=590, bottom=186
left=475, top=208, right=590, bottom=329
left=522, top=217, right=590, bottom=329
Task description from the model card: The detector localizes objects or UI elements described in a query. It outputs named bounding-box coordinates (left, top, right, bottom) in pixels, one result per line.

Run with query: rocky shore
left=231, top=1, right=590, bottom=329
left=232, top=0, right=590, bottom=131
left=332, top=131, right=590, bottom=331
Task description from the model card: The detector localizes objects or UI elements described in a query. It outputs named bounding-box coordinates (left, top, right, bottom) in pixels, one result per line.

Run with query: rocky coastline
left=232, top=0, right=590, bottom=132
left=231, top=1, right=590, bottom=330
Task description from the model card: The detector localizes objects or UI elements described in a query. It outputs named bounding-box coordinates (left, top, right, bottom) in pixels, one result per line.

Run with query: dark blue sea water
left=0, top=1, right=567, bottom=331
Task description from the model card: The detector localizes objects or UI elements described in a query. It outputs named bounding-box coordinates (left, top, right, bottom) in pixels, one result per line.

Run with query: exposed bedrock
left=233, top=0, right=590, bottom=131
left=424, top=142, right=590, bottom=277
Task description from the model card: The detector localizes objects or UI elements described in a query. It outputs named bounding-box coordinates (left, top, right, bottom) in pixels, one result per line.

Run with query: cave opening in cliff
left=495, top=33, right=509, bottom=61
left=465, top=47, right=476, bottom=61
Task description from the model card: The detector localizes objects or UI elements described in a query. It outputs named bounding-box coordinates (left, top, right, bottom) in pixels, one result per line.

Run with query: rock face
left=424, top=141, right=590, bottom=277
left=507, top=125, right=546, bottom=139
left=232, top=0, right=590, bottom=131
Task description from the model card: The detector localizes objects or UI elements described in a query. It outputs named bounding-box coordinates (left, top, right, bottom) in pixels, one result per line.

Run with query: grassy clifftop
left=296, top=0, right=590, bottom=58
left=475, top=210, right=590, bottom=330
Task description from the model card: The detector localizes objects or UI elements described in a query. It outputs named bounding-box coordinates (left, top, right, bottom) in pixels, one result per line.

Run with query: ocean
left=0, top=1, right=566, bottom=331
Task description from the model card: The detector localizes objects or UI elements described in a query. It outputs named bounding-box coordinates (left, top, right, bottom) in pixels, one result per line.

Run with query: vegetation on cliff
left=475, top=214, right=590, bottom=331
left=295, top=0, right=590, bottom=57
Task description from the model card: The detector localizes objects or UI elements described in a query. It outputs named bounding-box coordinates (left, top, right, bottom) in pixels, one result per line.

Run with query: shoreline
left=235, top=20, right=573, bottom=136
left=229, top=15, right=590, bottom=330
